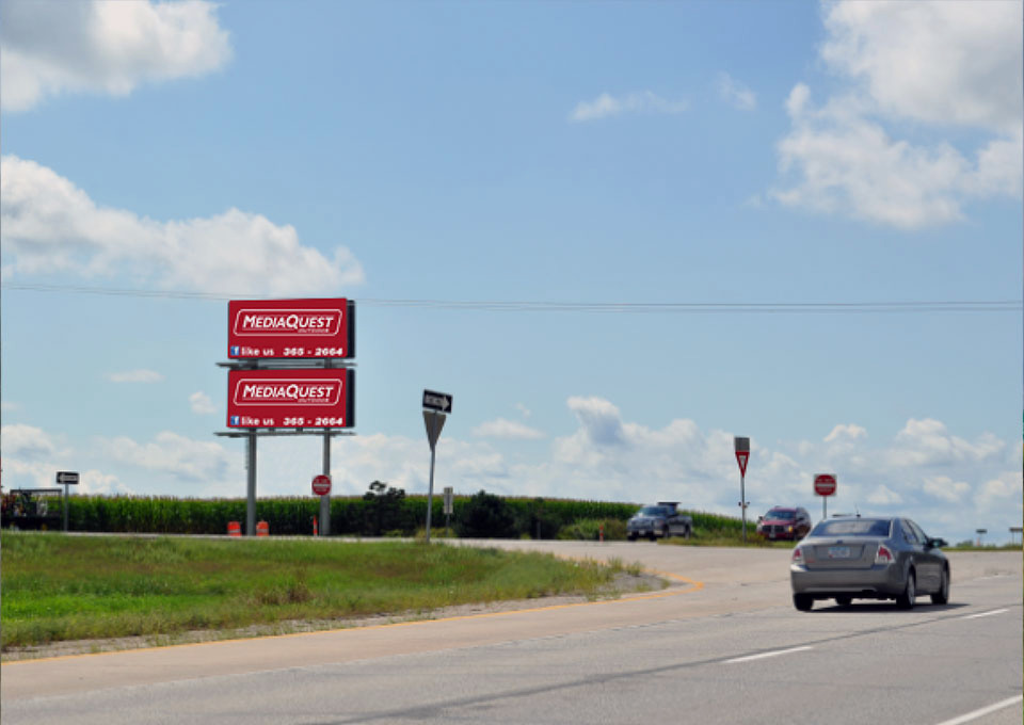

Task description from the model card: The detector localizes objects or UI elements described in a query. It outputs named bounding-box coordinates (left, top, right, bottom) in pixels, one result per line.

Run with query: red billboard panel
left=227, top=368, right=354, bottom=428
left=228, top=298, right=354, bottom=359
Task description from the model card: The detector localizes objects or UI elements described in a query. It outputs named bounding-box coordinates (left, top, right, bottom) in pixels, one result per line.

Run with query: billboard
left=227, top=368, right=354, bottom=428
left=228, top=298, right=354, bottom=359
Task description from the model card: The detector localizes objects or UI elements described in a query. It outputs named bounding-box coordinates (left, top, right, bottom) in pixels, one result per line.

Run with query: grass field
left=0, top=533, right=637, bottom=651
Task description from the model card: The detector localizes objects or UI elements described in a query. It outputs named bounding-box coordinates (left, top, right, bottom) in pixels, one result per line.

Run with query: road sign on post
left=734, top=437, right=750, bottom=542
left=423, top=390, right=452, bottom=414
left=443, top=486, right=453, bottom=538
left=56, top=471, right=79, bottom=532
left=422, top=390, right=453, bottom=544
left=312, top=474, right=332, bottom=497
left=814, top=473, right=837, bottom=520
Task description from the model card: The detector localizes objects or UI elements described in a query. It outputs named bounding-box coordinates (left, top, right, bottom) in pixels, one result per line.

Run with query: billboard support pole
left=321, top=361, right=332, bottom=537
left=246, top=431, right=257, bottom=536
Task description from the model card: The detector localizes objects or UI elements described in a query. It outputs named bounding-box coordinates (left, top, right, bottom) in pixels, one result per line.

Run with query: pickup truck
left=627, top=501, right=692, bottom=541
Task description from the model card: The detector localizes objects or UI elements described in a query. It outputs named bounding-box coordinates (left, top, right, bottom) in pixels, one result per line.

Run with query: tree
left=456, top=490, right=517, bottom=539
left=362, top=481, right=408, bottom=536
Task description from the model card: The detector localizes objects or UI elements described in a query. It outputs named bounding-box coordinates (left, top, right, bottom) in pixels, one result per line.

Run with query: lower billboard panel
left=227, top=368, right=354, bottom=428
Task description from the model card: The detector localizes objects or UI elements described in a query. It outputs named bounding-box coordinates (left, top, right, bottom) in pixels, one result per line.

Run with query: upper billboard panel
left=228, top=298, right=354, bottom=359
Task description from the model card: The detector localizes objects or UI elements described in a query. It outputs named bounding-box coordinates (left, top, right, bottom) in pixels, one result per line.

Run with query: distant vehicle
left=790, top=516, right=950, bottom=611
left=627, top=502, right=692, bottom=541
left=756, top=506, right=812, bottom=540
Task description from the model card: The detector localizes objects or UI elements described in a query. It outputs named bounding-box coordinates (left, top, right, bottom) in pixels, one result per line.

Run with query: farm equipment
left=1, top=487, right=63, bottom=530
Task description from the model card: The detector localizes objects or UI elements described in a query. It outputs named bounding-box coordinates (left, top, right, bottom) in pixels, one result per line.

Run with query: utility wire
left=2, top=282, right=1021, bottom=314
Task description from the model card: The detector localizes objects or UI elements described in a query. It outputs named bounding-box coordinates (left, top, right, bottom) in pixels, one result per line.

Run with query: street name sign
left=422, top=390, right=453, bottom=413
left=814, top=474, right=838, bottom=497
left=228, top=298, right=354, bottom=359
left=227, top=368, right=355, bottom=428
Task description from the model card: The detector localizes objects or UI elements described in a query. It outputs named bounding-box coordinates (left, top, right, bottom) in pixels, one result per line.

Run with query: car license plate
left=828, top=546, right=850, bottom=559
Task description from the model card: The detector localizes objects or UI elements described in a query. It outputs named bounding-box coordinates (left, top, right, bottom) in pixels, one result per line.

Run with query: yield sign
left=735, top=451, right=749, bottom=477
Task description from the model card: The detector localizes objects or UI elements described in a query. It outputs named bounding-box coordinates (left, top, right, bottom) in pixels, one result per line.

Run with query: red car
left=756, top=506, right=811, bottom=541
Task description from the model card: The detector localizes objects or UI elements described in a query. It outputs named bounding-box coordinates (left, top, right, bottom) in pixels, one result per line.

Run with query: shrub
left=455, top=490, right=517, bottom=539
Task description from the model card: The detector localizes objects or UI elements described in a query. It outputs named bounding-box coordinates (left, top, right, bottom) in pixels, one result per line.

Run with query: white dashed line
left=724, top=645, right=813, bottom=664
left=961, top=608, right=1009, bottom=620
left=933, top=694, right=1023, bottom=725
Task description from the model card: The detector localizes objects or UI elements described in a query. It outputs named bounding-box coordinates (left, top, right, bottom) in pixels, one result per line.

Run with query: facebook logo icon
left=230, top=416, right=240, bottom=426
left=230, top=346, right=240, bottom=356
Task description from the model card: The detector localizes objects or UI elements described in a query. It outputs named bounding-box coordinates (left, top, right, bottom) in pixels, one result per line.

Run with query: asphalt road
left=2, top=542, right=1020, bottom=725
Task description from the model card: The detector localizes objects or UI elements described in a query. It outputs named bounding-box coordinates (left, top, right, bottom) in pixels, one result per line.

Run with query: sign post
left=56, top=471, right=79, bottom=532
left=422, top=390, right=452, bottom=544
left=734, top=437, right=750, bottom=542
left=813, top=473, right=838, bottom=520
left=443, top=486, right=453, bottom=538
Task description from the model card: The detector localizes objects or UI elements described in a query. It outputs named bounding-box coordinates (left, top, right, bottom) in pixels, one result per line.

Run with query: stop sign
left=312, top=474, right=332, bottom=496
left=814, top=473, right=837, bottom=497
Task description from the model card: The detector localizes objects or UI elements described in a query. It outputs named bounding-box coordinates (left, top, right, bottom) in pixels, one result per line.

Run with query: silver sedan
left=790, top=516, right=950, bottom=611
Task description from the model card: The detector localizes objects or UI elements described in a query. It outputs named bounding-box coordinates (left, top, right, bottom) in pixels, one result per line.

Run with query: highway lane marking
left=960, top=608, right=1009, bottom=620
left=723, top=645, right=813, bottom=664
left=933, top=694, right=1023, bottom=725
left=1, top=570, right=704, bottom=667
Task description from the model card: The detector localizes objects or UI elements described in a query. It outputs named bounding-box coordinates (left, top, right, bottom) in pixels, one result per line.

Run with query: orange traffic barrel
left=256, top=520, right=269, bottom=537
left=227, top=521, right=241, bottom=537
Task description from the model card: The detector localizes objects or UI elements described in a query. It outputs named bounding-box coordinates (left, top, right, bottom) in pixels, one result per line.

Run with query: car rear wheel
left=628, top=533, right=637, bottom=542
left=835, top=596, right=852, bottom=607
left=793, top=594, right=813, bottom=612
left=684, top=526, right=691, bottom=540
left=662, top=526, right=670, bottom=540
left=931, top=567, right=950, bottom=605
left=896, top=569, right=916, bottom=610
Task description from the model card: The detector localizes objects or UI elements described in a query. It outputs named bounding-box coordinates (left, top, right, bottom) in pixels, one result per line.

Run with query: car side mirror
left=928, top=538, right=947, bottom=549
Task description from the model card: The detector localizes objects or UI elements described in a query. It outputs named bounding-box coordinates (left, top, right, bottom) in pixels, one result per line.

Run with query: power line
left=2, top=282, right=1021, bottom=314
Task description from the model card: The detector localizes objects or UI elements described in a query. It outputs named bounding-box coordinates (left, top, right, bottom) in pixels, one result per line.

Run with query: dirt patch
left=1, top=572, right=665, bottom=662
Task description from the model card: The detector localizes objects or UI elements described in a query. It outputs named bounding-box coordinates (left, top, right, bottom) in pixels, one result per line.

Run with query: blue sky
left=2, top=0, right=1021, bottom=544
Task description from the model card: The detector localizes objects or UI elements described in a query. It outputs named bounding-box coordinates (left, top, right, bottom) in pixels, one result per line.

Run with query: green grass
left=0, top=532, right=624, bottom=650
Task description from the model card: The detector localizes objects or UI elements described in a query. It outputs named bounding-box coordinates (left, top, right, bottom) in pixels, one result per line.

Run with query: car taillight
left=875, top=544, right=894, bottom=565
left=792, top=547, right=804, bottom=563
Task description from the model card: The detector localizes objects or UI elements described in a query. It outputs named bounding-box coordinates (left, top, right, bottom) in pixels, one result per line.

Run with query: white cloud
left=867, top=484, right=903, bottom=506
left=974, top=470, right=1024, bottom=513
left=472, top=418, right=544, bottom=441
left=921, top=475, right=971, bottom=504
left=889, top=418, right=1004, bottom=466
left=514, top=403, right=532, bottom=419
left=0, top=0, right=232, bottom=112
left=1, top=423, right=58, bottom=459
left=824, top=423, right=867, bottom=443
left=772, top=0, right=1023, bottom=229
left=1, top=401, right=21, bottom=412
left=569, top=91, right=687, bottom=122
left=108, top=369, right=165, bottom=384
left=189, top=391, right=216, bottom=415
left=716, top=72, right=756, bottom=111
left=101, top=431, right=232, bottom=483
left=0, top=156, right=365, bottom=296
left=820, top=0, right=1022, bottom=134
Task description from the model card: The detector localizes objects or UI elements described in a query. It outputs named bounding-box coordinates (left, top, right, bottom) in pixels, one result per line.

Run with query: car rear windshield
left=638, top=506, right=671, bottom=516
left=766, top=510, right=795, bottom=519
left=810, top=519, right=891, bottom=537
